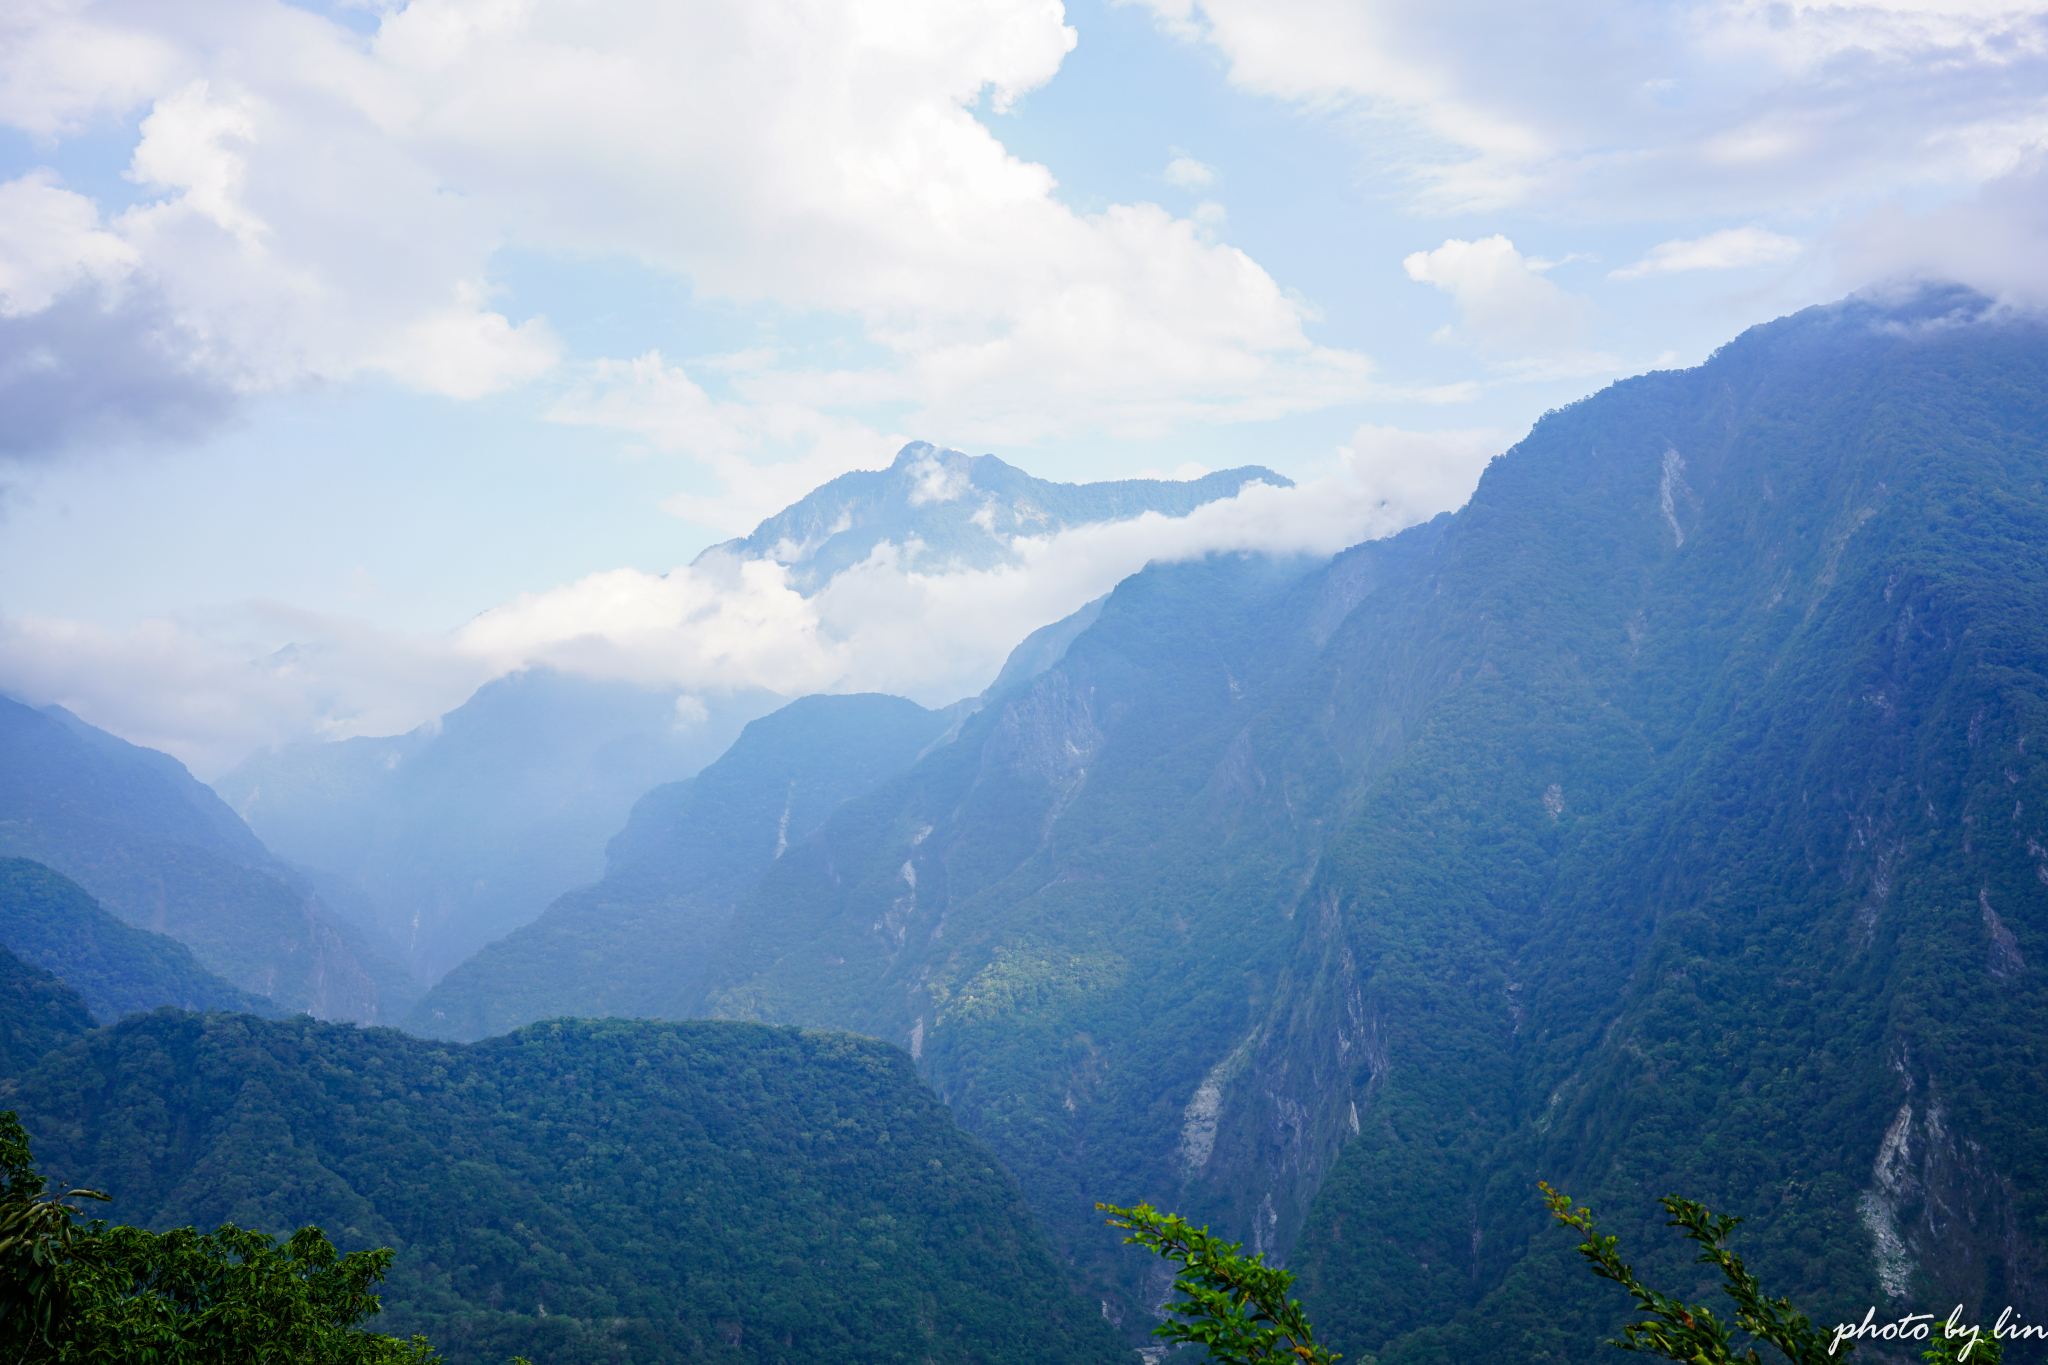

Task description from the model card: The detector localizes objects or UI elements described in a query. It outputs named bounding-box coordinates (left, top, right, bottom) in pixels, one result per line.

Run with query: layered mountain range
left=215, top=450, right=1284, bottom=982
left=394, top=286, right=2048, bottom=1358
left=1, top=286, right=2041, bottom=1363
left=0, top=697, right=415, bottom=1022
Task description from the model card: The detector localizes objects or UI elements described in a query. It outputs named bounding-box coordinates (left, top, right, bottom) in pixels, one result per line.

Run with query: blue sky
left=2, top=0, right=2045, bottom=771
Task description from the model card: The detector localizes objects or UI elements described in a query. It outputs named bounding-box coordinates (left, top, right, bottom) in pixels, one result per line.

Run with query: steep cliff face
left=680, top=288, right=2048, bottom=1357
left=1261, top=288, right=2048, bottom=1361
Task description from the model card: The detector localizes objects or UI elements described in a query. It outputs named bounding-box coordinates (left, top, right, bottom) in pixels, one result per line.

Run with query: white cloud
left=128, top=80, right=265, bottom=243
left=907, top=447, right=974, bottom=505
left=547, top=351, right=903, bottom=534
left=0, top=0, right=1374, bottom=455
left=1130, top=0, right=2048, bottom=217
left=453, top=428, right=1505, bottom=705
left=1610, top=227, right=1801, bottom=280
left=373, top=298, right=562, bottom=400
left=0, top=172, right=138, bottom=315
left=0, top=0, right=181, bottom=137
left=1164, top=153, right=1216, bottom=187
left=0, top=432, right=1505, bottom=772
left=0, top=606, right=494, bottom=777
left=1403, top=235, right=1616, bottom=376
left=1827, top=151, right=2048, bottom=308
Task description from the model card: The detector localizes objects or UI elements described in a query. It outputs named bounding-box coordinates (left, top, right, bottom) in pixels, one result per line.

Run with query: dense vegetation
left=0, top=1109, right=435, bottom=1362
left=592, top=287, right=2048, bottom=1358
left=24, top=288, right=2039, bottom=1363
left=1280, top=286, right=2048, bottom=1364
left=0, top=697, right=415, bottom=1022
left=0, top=859, right=276, bottom=1024
left=0, top=945, right=92, bottom=1078
left=5, top=1009, right=1128, bottom=1365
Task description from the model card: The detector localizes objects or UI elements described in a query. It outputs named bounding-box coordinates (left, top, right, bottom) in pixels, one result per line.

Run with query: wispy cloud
left=1132, top=0, right=2048, bottom=231
left=1610, top=227, right=1801, bottom=280
left=1164, top=152, right=1217, bottom=187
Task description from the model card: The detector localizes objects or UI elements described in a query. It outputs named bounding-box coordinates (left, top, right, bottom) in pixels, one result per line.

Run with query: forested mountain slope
left=0, top=859, right=276, bottom=1023
left=0, top=697, right=416, bottom=1022
left=693, top=526, right=1449, bottom=1326
left=683, top=286, right=2048, bottom=1356
left=4, top=1011, right=1129, bottom=1365
left=1270, top=285, right=2048, bottom=1362
left=406, top=694, right=955, bottom=1040
left=0, top=942, right=92, bottom=1077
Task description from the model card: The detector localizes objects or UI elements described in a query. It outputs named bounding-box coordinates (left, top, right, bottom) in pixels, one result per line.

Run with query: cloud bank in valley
left=0, top=430, right=1502, bottom=776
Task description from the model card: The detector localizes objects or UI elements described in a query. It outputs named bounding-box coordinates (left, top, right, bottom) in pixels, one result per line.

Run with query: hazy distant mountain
left=220, top=454, right=1276, bottom=983
left=405, top=591, right=1120, bottom=1041
left=404, top=693, right=957, bottom=1040
left=706, top=441, right=1290, bottom=592
left=0, top=697, right=416, bottom=1022
left=0, top=859, right=277, bottom=1024
left=217, top=671, right=783, bottom=982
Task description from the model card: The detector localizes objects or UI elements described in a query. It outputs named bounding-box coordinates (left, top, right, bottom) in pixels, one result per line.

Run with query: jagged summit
left=699, top=442, right=1292, bottom=594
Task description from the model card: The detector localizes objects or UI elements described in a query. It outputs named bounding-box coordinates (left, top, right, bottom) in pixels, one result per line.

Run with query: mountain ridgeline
left=216, top=448, right=1281, bottom=983
left=551, top=287, right=2042, bottom=1358
left=214, top=670, right=787, bottom=983
left=706, top=441, right=1291, bottom=593
left=7, top=286, right=2043, bottom=1365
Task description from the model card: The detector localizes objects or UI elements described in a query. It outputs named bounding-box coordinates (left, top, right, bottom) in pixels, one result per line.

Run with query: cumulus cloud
left=1131, top=0, right=2048, bottom=218
left=0, top=0, right=1372, bottom=459
left=372, top=298, right=562, bottom=400
left=1164, top=153, right=1217, bottom=187
left=0, top=432, right=1504, bottom=772
left=1610, top=226, right=1802, bottom=280
left=1403, top=235, right=1615, bottom=377
left=0, top=172, right=138, bottom=314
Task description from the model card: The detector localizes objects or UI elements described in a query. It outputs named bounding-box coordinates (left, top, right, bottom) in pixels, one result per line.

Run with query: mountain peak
left=699, top=442, right=1294, bottom=594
